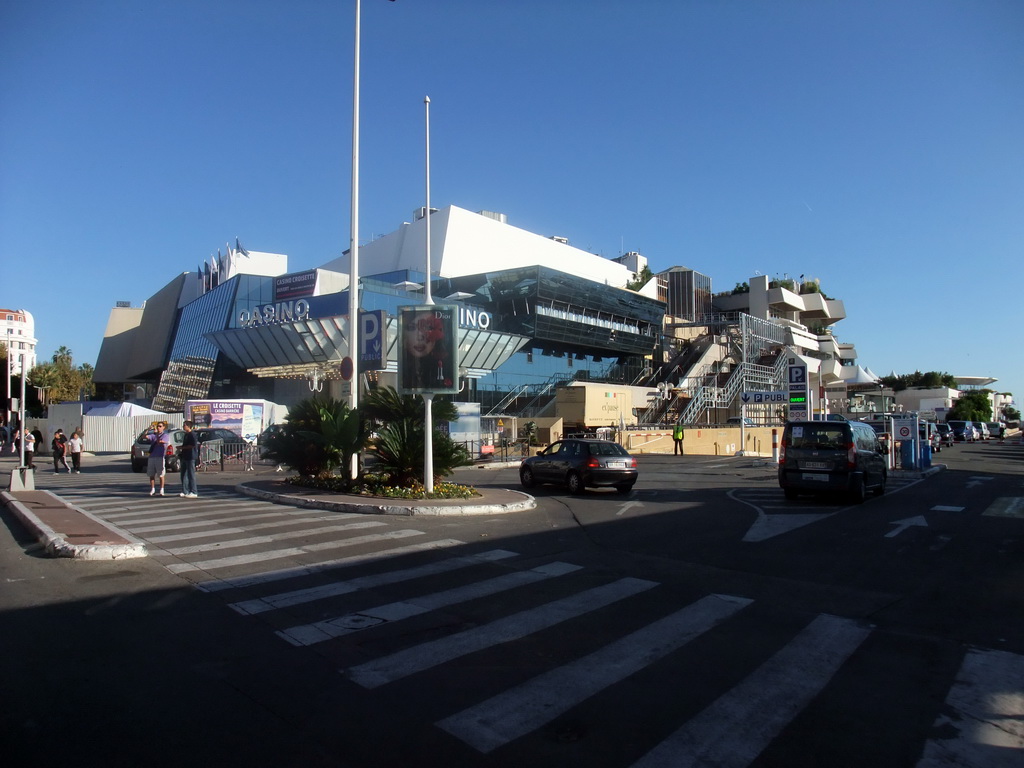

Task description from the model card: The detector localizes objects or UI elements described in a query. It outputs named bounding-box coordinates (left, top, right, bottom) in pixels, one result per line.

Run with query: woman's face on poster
left=404, top=311, right=442, bottom=359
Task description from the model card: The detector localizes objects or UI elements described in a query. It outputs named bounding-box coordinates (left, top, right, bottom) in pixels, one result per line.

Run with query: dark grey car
left=519, top=438, right=638, bottom=494
left=778, top=420, right=887, bottom=503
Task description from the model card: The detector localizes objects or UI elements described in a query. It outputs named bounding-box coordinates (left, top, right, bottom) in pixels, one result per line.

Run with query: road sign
left=741, top=391, right=786, bottom=404
left=788, top=364, right=807, bottom=386
left=893, top=419, right=915, bottom=440
left=359, top=310, right=386, bottom=370
left=339, top=357, right=354, bottom=381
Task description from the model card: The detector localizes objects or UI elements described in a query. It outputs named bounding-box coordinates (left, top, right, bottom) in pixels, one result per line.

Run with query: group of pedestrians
left=144, top=420, right=199, bottom=498
left=1, top=425, right=86, bottom=472
left=50, top=428, right=83, bottom=473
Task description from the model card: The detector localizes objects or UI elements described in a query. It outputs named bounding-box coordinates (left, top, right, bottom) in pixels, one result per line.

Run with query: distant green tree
left=947, top=391, right=992, bottom=422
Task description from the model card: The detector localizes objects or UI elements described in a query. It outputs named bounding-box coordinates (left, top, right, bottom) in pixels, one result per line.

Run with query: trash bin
left=900, top=440, right=917, bottom=470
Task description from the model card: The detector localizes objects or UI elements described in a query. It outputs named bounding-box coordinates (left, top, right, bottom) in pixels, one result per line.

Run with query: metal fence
left=196, top=440, right=274, bottom=472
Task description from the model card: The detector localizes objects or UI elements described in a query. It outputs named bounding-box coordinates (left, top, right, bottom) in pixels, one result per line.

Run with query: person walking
left=23, top=428, right=35, bottom=469
left=51, top=429, right=71, bottom=473
left=68, top=430, right=84, bottom=473
left=673, top=421, right=685, bottom=456
left=178, top=420, right=198, bottom=498
left=145, top=422, right=172, bottom=496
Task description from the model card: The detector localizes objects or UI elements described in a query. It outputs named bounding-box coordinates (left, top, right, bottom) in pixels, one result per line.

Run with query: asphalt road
left=1, top=441, right=1022, bottom=768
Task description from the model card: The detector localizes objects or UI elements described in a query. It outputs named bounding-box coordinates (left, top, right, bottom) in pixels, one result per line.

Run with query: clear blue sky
left=2, top=0, right=1022, bottom=399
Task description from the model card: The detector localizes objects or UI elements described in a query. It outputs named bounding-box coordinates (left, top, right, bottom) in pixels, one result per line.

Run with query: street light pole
left=423, top=95, right=435, bottom=493
left=346, top=0, right=362, bottom=480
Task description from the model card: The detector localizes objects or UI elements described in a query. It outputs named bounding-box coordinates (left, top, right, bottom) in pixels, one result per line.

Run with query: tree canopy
left=947, top=391, right=992, bottom=422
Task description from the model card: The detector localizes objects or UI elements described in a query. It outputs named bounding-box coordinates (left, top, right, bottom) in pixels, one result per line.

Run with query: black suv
left=778, top=420, right=888, bottom=503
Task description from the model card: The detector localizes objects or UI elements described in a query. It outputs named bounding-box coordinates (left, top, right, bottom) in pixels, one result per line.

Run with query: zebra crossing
left=44, top=471, right=1024, bottom=766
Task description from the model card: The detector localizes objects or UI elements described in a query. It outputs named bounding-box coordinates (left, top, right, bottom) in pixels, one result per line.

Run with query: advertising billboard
left=186, top=400, right=265, bottom=443
left=397, top=305, right=459, bottom=395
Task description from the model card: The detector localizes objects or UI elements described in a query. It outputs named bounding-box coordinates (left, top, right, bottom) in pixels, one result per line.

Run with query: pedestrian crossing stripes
left=436, top=593, right=753, bottom=754
left=630, top=613, right=870, bottom=767
left=229, top=548, right=518, bottom=616
left=345, top=575, right=660, bottom=690
left=278, top=560, right=582, bottom=647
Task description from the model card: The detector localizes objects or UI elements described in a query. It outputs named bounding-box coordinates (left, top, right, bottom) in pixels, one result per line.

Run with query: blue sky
left=2, top=0, right=1022, bottom=399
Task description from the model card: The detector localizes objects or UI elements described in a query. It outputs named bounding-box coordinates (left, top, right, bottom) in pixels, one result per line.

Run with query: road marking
left=916, top=648, right=1024, bottom=766
left=162, top=520, right=387, bottom=555
left=195, top=538, right=467, bottom=591
left=983, top=498, right=1024, bottom=519
left=230, top=549, right=518, bottom=615
left=633, top=614, right=870, bottom=767
left=931, top=505, right=966, bottom=513
left=616, top=501, right=644, bottom=516
left=346, top=577, right=659, bottom=690
left=278, top=561, right=581, bottom=646
left=146, top=514, right=358, bottom=543
left=886, top=516, right=929, bottom=538
left=437, top=593, right=752, bottom=753
left=165, top=529, right=428, bottom=573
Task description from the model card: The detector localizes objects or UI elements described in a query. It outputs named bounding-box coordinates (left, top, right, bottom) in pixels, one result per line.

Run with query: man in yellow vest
left=673, top=421, right=684, bottom=455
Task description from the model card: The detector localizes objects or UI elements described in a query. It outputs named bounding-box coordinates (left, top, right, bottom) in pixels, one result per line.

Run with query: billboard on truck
left=185, top=399, right=283, bottom=444
left=555, top=384, right=635, bottom=429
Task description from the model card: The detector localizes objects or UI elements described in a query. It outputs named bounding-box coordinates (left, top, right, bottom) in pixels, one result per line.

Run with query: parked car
left=987, top=422, right=1005, bottom=438
left=947, top=420, right=977, bottom=442
left=919, top=423, right=942, bottom=453
left=972, top=422, right=990, bottom=441
left=778, top=420, right=887, bottom=503
left=194, top=427, right=244, bottom=445
left=519, top=438, right=638, bottom=494
left=130, top=426, right=184, bottom=472
left=727, top=416, right=755, bottom=427
left=934, top=423, right=955, bottom=447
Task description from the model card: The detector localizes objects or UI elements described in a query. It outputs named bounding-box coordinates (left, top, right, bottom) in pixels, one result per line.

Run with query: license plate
left=802, top=472, right=828, bottom=482
left=607, top=461, right=626, bottom=469
left=803, top=461, right=829, bottom=469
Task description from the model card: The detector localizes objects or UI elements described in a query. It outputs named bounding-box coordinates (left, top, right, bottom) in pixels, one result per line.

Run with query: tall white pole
left=347, top=0, right=361, bottom=480
left=18, top=349, right=26, bottom=469
left=4, top=328, right=10, bottom=439
left=423, top=95, right=434, bottom=493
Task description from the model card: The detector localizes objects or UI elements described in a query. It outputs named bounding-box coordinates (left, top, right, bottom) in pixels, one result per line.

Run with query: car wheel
left=166, top=458, right=179, bottom=472
left=784, top=487, right=799, bottom=500
left=566, top=471, right=584, bottom=495
left=850, top=477, right=867, bottom=504
left=616, top=483, right=634, bottom=494
left=131, top=460, right=144, bottom=473
left=519, top=466, right=535, bottom=489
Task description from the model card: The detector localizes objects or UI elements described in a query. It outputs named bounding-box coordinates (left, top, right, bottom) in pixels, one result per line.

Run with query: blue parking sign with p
left=359, top=310, right=385, bottom=370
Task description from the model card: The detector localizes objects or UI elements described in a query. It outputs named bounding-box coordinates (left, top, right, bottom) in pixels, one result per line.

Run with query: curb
left=0, top=490, right=148, bottom=560
left=236, top=482, right=537, bottom=516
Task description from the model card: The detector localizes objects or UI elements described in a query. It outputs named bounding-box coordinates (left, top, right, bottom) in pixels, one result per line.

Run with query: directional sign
left=359, top=310, right=386, bottom=370
left=741, top=391, right=787, bottom=404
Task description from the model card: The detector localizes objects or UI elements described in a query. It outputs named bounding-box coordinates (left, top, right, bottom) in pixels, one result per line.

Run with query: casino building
left=93, top=205, right=867, bottom=425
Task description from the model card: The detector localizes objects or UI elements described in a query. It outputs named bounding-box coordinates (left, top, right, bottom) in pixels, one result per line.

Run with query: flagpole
left=347, top=0, right=361, bottom=480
